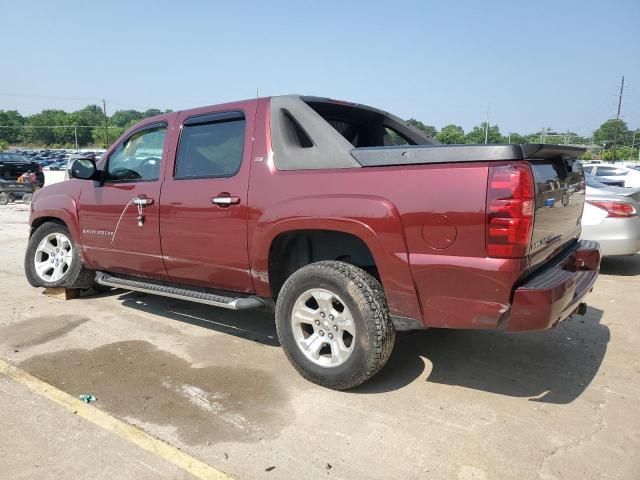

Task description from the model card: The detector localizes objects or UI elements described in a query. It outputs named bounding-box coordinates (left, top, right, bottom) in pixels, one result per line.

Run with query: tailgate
left=527, top=151, right=585, bottom=270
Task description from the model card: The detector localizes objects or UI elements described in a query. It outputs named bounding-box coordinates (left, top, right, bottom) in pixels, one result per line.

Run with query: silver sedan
left=581, top=176, right=640, bottom=256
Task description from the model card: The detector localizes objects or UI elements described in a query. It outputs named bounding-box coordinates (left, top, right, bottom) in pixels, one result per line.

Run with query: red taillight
left=486, top=162, right=534, bottom=258
left=587, top=200, right=637, bottom=218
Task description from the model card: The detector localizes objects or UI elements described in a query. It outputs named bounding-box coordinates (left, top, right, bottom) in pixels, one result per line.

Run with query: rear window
left=303, top=99, right=429, bottom=148
left=586, top=176, right=607, bottom=188
left=0, top=153, right=28, bottom=162
left=595, top=166, right=627, bottom=176
left=175, top=114, right=245, bottom=179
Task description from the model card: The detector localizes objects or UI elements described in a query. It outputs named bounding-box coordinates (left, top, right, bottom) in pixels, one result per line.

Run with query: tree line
left=0, top=104, right=638, bottom=160
left=406, top=119, right=639, bottom=160
left=0, top=105, right=171, bottom=149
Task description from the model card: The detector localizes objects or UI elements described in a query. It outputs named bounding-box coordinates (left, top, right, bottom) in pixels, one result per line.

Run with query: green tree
left=110, top=109, right=143, bottom=128
left=0, top=139, right=9, bottom=151
left=25, top=109, right=75, bottom=145
left=465, top=122, right=503, bottom=144
left=143, top=109, right=163, bottom=118
left=406, top=118, right=437, bottom=137
left=506, top=132, right=527, bottom=144
left=436, top=124, right=465, bottom=144
left=73, top=104, right=105, bottom=145
left=92, top=126, right=125, bottom=148
left=594, top=119, right=631, bottom=146
left=603, top=145, right=634, bottom=160
left=580, top=151, right=594, bottom=161
left=0, top=110, right=26, bottom=144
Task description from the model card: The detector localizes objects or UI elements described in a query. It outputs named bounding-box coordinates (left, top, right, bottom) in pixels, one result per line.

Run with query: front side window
left=175, top=116, right=245, bottom=179
left=106, top=125, right=166, bottom=182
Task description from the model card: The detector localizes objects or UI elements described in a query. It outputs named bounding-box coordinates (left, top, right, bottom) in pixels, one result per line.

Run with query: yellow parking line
left=0, top=357, right=233, bottom=480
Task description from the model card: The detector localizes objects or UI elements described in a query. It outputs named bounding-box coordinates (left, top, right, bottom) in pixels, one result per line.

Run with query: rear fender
left=250, top=195, right=423, bottom=322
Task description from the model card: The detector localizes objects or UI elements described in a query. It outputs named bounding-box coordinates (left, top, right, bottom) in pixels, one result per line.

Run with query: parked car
left=24, top=95, right=600, bottom=389
left=580, top=175, right=640, bottom=256
left=0, top=152, right=45, bottom=188
left=582, top=163, right=640, bottom=188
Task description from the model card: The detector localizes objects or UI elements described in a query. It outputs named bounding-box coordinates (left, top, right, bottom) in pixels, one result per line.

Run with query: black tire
left=275, top=261, right=395, bottom=390
left=22, top=194, right=33, bottom=205
left=24, top=221, right=95, bottom=289
left=7, top=193, right=16, bottom=203
left=0, top=193, right=8, bottom=206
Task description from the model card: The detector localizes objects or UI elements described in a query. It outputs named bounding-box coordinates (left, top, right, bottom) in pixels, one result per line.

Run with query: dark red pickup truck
left=24, top=95, right=600, bottom=389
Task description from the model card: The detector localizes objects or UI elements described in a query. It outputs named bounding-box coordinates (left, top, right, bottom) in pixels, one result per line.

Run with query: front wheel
left=275, top=261, right=395, bottom=390
left=24, top=222, right=95, bottom=289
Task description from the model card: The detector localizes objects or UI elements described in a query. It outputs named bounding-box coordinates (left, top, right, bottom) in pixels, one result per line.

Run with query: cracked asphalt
left=1, top=202, right=639, bottom=479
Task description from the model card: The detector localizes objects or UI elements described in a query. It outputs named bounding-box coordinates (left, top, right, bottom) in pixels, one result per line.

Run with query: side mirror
left=70, top=158, right=97, bottom=180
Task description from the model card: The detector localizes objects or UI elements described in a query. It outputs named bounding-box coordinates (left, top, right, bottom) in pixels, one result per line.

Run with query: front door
left=159, top=103, right=256, bottom=292
left=78, top=121, right=169, bottom=278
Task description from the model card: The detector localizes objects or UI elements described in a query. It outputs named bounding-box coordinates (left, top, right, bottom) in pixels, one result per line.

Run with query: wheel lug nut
left=329, top=314, right=334, bottom=321
left=314, top=320, right=320, bottom=326
left=333, top=325, right=338, bottom=331
left=320, top=312, right=325, bottom=318
left=328, top=333, right=333, bottom=339
left=319, top=330, right=324, bottom=336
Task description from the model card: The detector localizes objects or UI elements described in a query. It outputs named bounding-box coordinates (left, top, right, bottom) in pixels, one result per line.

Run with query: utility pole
left=74, top=125, right=78, bottom=152
left=540, top=127, right=546, bottom=144
left=612, top=75, right=625, bottom=162
left=102, top=99, right=109, bottom=146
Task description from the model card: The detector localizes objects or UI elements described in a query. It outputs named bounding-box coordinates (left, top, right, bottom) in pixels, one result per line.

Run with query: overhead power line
left=0, top=125, right=120, bottom=129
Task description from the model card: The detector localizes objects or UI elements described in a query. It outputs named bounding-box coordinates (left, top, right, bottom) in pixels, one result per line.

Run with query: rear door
left=159, top=102, right=257, bottom=293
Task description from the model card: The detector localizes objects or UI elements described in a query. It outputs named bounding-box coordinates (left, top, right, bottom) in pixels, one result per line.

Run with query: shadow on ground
left=117, top=290, right=279, bottom=346
left=109, top=290, right=608, bottom=402
left=600, top=254, right=640, bottom=276
left=355, top=307, right=607, bottom=402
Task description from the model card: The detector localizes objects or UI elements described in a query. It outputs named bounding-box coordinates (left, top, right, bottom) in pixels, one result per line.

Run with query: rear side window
left=175, top=114, right=245, bottom=179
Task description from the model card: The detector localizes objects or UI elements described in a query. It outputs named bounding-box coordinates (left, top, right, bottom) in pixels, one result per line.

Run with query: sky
left=2, top=0, right=639, bottom=137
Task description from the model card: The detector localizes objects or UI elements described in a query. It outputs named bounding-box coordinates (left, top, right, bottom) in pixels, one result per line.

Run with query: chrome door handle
left=212, top=195, right=240, bottom=207
left=132, top=196, right=154, bottom=206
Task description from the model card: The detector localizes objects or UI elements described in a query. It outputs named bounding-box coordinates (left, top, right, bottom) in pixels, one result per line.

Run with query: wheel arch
left=250, top=196, right=423, bottom=323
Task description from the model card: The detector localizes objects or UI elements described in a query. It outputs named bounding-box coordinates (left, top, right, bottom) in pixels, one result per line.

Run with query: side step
left=95, top=272, right=265, bottom=310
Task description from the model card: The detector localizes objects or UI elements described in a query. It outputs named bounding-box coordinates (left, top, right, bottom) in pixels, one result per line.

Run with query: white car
left=581, top=177, right=640, bottom=256
left=583, top=164, right=640, bottom=188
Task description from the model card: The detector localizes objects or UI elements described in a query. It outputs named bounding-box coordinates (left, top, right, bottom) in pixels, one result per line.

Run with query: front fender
left=249, top=194, right=423, bottom=322
left=30, top=190, right=90, bottom=266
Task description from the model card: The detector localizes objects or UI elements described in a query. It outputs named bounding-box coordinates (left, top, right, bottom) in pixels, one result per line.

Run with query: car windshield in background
left=0, top=153, right=29, bottom=162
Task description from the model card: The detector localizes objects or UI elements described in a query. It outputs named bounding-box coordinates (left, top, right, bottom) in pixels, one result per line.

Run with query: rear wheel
left=24, top=222, right=94, bottom=289
left=275, top=261, right=395, bottom=390
left=22, top=194, right=33, bottom=205
left=0, top=193, right=9, bottom=206
left=6, top=193, right=16, bottom=203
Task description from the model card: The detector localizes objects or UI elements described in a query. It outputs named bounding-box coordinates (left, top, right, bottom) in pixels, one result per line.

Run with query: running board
left=95, top=272, right=265, bottom=310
